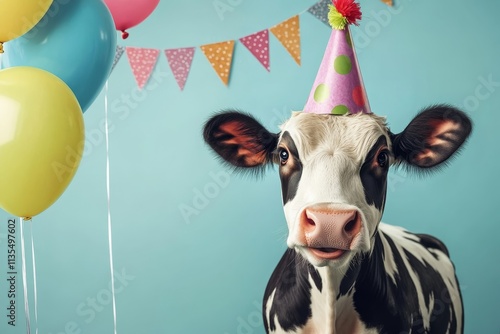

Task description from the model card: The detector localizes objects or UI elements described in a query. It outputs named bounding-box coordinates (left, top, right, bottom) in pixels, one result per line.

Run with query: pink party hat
left=303, top=0, right=371, bottom=115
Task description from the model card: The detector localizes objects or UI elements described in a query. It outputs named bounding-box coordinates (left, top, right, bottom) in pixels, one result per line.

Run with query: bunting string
left=112, top=0, right=391, bottom=90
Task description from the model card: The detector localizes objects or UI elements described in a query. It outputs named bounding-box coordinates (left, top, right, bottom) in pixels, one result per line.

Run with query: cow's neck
left=306, top=234, right=386, bottom=333
left=306, top=260, right=361, bottom=333
left=265, top=236, right=387, bottom=333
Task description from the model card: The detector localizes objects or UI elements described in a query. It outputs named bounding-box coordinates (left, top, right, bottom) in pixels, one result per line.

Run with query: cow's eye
left=377, top=151, right=389, bottom=168
left=279, top=148, right=289, bottom=165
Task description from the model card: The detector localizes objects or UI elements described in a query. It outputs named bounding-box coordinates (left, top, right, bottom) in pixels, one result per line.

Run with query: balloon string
left=105, top=80, right=118, bottom=334
left=29, top=220, right=39, bottom=334
left=19, top=217, right=31, bottom=334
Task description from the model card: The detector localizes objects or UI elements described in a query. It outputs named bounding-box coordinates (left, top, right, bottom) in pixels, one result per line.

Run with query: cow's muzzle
left=299, top=204, right=362, bottom=260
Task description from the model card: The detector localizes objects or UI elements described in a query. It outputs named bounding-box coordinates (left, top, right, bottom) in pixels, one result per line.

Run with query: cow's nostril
left=344, top=213, right=358, bottom=235
left=306, top=218, right=316, bottom=226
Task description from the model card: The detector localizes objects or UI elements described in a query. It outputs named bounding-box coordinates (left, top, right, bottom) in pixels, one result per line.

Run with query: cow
left=203, top=105, right=472, bottom=334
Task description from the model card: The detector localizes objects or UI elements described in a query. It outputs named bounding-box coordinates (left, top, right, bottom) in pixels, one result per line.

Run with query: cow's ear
left=203, top=111, right=278, bottom=171
left=390, top=105, right=472, bottom=171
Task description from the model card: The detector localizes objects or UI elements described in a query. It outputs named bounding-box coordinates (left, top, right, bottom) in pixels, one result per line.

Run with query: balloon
left=0, top=0, right=53, bottom=46
left=0, top=66, right=85, bottom=218
left=2, top=0, right=117, bottom=112
left=104, top=0, right=160, bottom=39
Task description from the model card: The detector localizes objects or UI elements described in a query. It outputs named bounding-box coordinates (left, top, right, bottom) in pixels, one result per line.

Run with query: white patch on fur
left=377, top=226, right=399, bottom=285
left=265, top=288, right=276, bottom=331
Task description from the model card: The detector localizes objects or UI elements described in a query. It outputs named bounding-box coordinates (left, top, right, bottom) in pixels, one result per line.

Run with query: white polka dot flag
left=126, top=47, right=160, bottom=90
left=164, top=47, right=195, bottom=90
left=270, top=15, right=301, bottom=66
left=112, top=46, right=125, bottom=72
left=307, top=0, right=331, bottom=27
left=200, top=40, right=235, bottom=86
left=239, top=29, right=270, bottom=72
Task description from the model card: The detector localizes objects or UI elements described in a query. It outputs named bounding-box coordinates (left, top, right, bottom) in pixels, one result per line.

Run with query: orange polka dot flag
left=303, top=0, right=371, bottom=115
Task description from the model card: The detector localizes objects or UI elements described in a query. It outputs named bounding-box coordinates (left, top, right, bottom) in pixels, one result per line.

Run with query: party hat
left=303, top=0, right=371, bottom=115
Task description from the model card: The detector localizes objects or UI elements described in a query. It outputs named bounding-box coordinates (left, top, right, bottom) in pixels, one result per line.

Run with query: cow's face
left=203, top=105, right=471, bottom=268
left=277, top=112, right=389, bottom=267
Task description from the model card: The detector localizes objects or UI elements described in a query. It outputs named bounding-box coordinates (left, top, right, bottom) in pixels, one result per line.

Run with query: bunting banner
left=307, top=0, right=330, bottom=27
left=165, top=47, right=195, bottom=90
left=112, top=45, right=125, bottom=71
left=239, top=29, right=270, bottom=72
left=112, top=1, right=392, bottom=90
left=126, top=47, right=160, bottom=90
left=270, top=15, right=301, bottom=66
left=200, top=40, right=235, bottom=86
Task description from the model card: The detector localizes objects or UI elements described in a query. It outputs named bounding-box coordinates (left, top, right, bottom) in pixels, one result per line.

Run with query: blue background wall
left=1, top=0, right=499, bottom=333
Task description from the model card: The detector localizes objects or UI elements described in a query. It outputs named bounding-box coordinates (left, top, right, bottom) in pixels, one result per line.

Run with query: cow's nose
left=301, top=207, right=362, bottom=250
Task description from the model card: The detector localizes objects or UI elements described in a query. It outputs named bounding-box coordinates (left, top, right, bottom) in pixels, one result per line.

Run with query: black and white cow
left=203, top=105, right=472, bottom=334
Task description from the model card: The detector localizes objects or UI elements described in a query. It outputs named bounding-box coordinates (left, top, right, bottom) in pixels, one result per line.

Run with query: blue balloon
left=2, top=0, right=117, bottom=112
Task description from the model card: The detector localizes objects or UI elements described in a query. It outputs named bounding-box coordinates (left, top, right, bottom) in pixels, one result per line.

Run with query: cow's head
left=203, top=105, right=471, bottom=268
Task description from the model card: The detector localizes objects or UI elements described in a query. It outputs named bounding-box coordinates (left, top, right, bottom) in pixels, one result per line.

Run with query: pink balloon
left=104, top=0, right=160, bottom=39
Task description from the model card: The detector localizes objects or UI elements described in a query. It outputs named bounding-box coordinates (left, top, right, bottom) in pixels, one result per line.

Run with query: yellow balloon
left=0, top=66, right=85, bottom=218
left=0, top=0, right=53, bottom=45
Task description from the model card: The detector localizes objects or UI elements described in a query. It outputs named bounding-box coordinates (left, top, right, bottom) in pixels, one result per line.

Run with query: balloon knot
left=121, top=30, right=129, bottom=39
left=23, top=216, right=32, bottom=221
left=0, top=42, right=4, bottom=54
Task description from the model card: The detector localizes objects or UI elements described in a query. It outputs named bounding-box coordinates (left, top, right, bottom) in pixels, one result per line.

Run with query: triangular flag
left=126, top=47, right=160, bottom=89
left=112, top=45, right=125, bottom=71
left=164, top=47, right=195, bottom=90
left=200, top=40, right=235, bottom=86
left=307, top=0, right=330, bottom=27
left=239, top=29, right=270, bottom=71
left=270, top=15, right=301, bottom=65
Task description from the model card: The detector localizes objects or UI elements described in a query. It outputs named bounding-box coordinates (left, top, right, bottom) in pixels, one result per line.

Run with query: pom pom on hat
left=328, top=0, right=362, bottom=30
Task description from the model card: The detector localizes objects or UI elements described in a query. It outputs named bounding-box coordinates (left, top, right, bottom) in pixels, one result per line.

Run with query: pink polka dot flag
left=126, top=47, right=160, bottom=90
left=239, top=29, right=270, bottom=71
left=200, top=40, right=235, bottom=86
left=164, top=47, right=195, bottom=90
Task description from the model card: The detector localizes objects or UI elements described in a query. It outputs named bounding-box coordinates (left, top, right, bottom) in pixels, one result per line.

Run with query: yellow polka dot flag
left=270, top=15, right=301, bottom=66
left=200, top=40, right=235, bottom=86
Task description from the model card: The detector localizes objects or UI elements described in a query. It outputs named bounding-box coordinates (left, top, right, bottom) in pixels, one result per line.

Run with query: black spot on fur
left=263, top=249, right=320, bottom=332
left=353, top=231, right=462, bottom=333
left=360, top=136, right=389, bottom=210
left=279, top=132, right=302, bottom=204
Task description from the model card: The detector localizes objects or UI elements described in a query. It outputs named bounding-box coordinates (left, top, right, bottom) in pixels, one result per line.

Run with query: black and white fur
left=203, top=105, right=472, bottom=334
